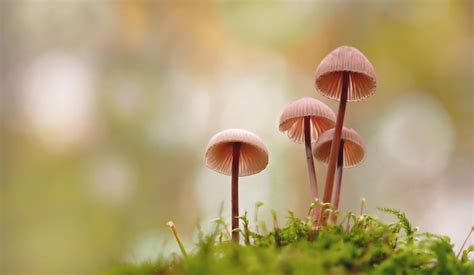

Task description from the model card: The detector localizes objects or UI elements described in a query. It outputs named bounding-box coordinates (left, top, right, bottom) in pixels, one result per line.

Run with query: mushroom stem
left=320, top=71, right=350, bottom=226
left=231, top=142, right=241, bottom=243
left=304, top=116, right=319, bottom=223
left=331, top=139, right=344, bottom=223
left=304, top=116, right=319, bottom=200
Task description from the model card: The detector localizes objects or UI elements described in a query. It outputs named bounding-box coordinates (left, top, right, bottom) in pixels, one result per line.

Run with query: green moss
left=103, top=208, right=474, bottom=275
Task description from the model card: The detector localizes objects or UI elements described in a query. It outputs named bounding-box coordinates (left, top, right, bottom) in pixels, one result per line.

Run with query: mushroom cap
left=315, top=46, right=376, bottom=102
left=313, top=127, right=365, bottom=168
left=279, top=97, right=336, bottom=143
left=205, top=129, right=269, bottom=176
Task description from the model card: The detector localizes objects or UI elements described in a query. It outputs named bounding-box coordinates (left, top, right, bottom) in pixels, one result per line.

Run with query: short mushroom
left=205, top=129, right=269, bottom=242
left=313, top=127, right=365, bottom=222
left=314, top=46, right=376, bottom=223
left=278, top=97, right=336, bottom=204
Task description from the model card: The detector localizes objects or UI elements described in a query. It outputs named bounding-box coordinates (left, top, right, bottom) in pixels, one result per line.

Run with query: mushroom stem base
left=331, top=139, right=344, bottom=223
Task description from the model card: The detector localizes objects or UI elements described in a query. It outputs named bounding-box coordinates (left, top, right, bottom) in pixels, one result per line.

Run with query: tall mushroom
left=313, top=127, right=365, bottom=222
left=205, top=129, right=269, bottom=243
left=314, top=46, right=376, bottom=223
left=278, top=97, right=336, bottom=204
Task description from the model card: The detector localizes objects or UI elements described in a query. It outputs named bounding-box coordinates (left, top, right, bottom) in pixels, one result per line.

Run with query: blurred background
left=1, top=0, right=472, bottom=273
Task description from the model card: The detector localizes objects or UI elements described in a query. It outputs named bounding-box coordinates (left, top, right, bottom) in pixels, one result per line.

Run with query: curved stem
left=331, top=139, right=344, bottom=223
left=319, top=71, right=350, bottom=226
left=457, top=227, right=473, bottom=258
left=231, top=142, right=241, bottom=243
left=166, top=221, right=188, bottom=258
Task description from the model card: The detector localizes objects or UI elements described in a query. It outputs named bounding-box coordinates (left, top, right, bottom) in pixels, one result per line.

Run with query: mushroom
left=278, top=97, right=336, bottom=205
left=205, top=129, right=269, bottom=242
left=313, top=127, right=365, bottom=222
left=314, top=46, right=376, bottom=223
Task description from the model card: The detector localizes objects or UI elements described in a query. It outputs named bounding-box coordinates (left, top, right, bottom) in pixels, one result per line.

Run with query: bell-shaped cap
left=205, top=129, right=269, bottom=176
left=313, top=127, right=365, bottom=168
left=279, top=97, right=336, bottom=143
left=315, top=46, right=376, bottom=102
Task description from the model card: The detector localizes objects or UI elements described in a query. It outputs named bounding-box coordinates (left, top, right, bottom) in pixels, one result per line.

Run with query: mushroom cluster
left=205, top=46, right=376, bottom=242
left=314, top=46, right=376, bottom=225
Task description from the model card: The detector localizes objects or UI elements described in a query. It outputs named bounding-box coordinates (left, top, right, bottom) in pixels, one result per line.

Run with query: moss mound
left=104, top=207, right=473, bottom=275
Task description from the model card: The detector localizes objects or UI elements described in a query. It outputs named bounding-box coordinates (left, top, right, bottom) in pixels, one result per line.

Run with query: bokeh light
left=20, top=52, right=96, bottom=152
left=378, top=92, right=454, bottom=181
left=86, top=153, right=136, bottom=207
